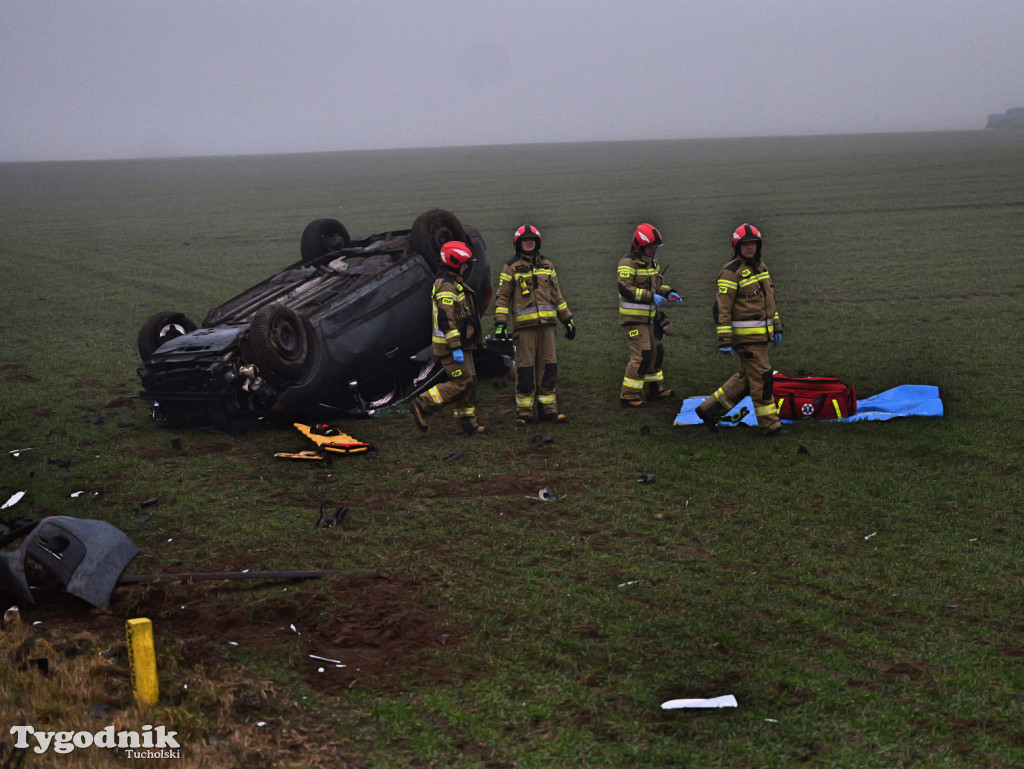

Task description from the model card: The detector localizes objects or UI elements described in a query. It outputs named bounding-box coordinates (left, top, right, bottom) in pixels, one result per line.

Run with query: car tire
left=137, top=311, right=197, bottom=361
left=410, top=209, right=466, bottom=269
left=249, top=303, right=310, bottom=379
left=300, top=218, right=351, bottom=263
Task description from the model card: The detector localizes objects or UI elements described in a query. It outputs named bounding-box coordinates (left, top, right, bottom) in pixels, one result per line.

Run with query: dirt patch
left=24, top=571, right=467, bottom=695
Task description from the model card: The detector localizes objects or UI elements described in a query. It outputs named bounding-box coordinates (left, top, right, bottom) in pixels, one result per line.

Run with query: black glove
left=563, top=318, right=576, bottom=340
left=494, top=323, right=510, bottom=341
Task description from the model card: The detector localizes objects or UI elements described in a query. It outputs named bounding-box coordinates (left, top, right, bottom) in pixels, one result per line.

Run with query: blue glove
left=452, top=348, right=464, bottom=364
left=653, top=294, right=667, bottom=307
left=773, top=332, right=782, bottom=347
left=719, top=345, right=733, bottom=356
left=667, top=292, right=682, bottom=302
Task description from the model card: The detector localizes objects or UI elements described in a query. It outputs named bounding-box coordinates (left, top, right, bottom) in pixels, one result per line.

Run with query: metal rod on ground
left=119, top=569, right=374, bottom=584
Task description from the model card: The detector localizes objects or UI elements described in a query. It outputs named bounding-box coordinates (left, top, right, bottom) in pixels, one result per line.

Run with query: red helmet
left=632, top=223, right=663, bottom=251
left=439, top=240, right=474, bottom=269
left=513, top=224, right=541, bottom=252
left=731, top=223, right=762, bottom=255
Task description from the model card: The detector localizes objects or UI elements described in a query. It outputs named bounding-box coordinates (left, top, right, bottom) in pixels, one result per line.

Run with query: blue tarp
left=673, top=385, right=943, bottom=427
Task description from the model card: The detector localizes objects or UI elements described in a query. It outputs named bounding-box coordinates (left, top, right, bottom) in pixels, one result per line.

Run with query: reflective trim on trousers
left=713, top=388, right=735, bottom=409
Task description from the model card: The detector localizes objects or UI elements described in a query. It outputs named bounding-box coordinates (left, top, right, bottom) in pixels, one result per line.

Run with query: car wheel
left=249, top=304, right=310, bottom=379
left=410, top=209, right=466, bottom=269
left=300, top=218, right=351, bottom=263
left=137, top=311, right=197, bottom=361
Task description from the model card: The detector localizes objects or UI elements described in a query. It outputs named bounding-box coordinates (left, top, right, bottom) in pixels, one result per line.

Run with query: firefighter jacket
left=617, top=251, right=673, bottom=326
left=713, top=257, right=781, bottom=347
left=494, top=252, right=572, bottom=329
left=431, top=268, right=481, bottom=356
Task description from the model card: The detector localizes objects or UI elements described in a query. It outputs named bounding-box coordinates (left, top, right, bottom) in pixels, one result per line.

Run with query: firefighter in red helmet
left=616, top=223, right=682, bottom=407
left=410, top=241, right=489, bottom=435
left=695, top=223, right=785, bottom=436
left=493, top=224, right=575, bottom=424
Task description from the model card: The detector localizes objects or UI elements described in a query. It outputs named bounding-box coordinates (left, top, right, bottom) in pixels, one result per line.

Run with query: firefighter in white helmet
left=410, top=241, right=489, bottom=435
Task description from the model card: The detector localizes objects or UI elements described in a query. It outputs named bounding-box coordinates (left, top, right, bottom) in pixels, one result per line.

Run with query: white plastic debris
left=290, top=623, right=300, bottom=635
left=661, top=695, right=738, bottom=710
left=537, top=487, right=557, bottom=501
left=70, top=491, right=85, bottom=498
left=864, top=531, right=877, bottom=540
left=1, top=491, right=25, bottom=509
left=8, top=448, right=31, bottom=457
left=309, top=654, right=344, bottom=665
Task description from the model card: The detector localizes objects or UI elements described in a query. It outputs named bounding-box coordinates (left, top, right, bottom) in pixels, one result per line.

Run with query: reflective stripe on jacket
left=432, top=269, right=479, bottom=355
left=713, top=257, right=780, bottom=346
left=617, top=251, right=672, bottom=325
left=494, top=253, right=572, bottom=329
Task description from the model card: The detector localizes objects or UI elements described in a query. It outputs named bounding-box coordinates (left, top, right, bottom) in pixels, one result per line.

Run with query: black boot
left=694, top=403, right=723, bottom=433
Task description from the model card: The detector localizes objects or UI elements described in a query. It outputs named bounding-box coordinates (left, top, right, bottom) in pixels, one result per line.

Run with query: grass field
left=2, top=130, right=1024, bottom=768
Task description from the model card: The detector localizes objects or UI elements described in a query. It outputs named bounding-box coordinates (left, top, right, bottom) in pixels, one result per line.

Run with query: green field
left=2, top=130, right=1023, bottom=768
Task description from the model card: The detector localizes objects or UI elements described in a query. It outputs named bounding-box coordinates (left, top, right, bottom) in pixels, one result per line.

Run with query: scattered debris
left=0, top=516, right=139, bottom=608
left=864, top=531, right=877, bottom=540
left=617, top=580, right=641, bottom=588
left=530, top=434, right=555, bottom=446
left=47, top=458, right=72, bottom=468
left=4, top=606, right=20, bottom=624
left=274, top=450, right=325, bottom=461
left=441, top=450, right=464, bottom=462
left=139, top=498, right=159, bottom=510
left=640, top=425, right=651, bottom=436
left=661, top=694, right=738, bottom=710
left=8, top=448, right=32, bottom=457
left=87, top=703, right=110, bottom=718
left=536, top=488, right=557, bottom=502
left=316, top=504, right=348, bottom=528
left=89, top=414, right=106, bottom=425
left=798, top=445, right=810, bottom=455
left=309, top=654, right=345, bottom=666
left=2, top=491, right=25, bottom=510
left=636, top=474, right=656, bottom=484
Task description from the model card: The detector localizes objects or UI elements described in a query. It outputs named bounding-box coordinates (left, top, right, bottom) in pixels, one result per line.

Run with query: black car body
left=137, top=209, right=503, bottom=429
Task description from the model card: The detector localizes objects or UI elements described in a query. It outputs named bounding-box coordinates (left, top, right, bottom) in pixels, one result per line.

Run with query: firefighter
left=410, top=240, right=488, bottom=435
left=493, top=224, right=576, bottom=424
left=617, top=223, right=682, bottom=407
left=695, top=223, right=785, bottom=436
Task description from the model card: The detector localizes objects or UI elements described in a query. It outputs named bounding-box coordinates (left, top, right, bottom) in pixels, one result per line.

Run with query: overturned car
left=137, top=209, right=503, bottom=429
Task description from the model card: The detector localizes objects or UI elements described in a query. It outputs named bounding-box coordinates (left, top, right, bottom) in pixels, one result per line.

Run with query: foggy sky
left=2, top=0, right=1022, bottom=161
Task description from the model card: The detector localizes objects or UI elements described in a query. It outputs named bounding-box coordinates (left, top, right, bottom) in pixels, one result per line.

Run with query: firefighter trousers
left=621, top=324, right=666, bottom=400
left=416, top=351, right=481, bottom=428
left=514, top=324, right=559, bottom=418
left=700, top=343, right=782, bottom=433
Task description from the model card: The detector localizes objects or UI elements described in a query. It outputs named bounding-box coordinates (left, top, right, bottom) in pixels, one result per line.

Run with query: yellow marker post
left=126, top=618, right=159, bottom=706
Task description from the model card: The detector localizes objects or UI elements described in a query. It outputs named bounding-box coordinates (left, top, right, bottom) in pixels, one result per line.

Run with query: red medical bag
left=772, top=375, right=857, bottom=420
